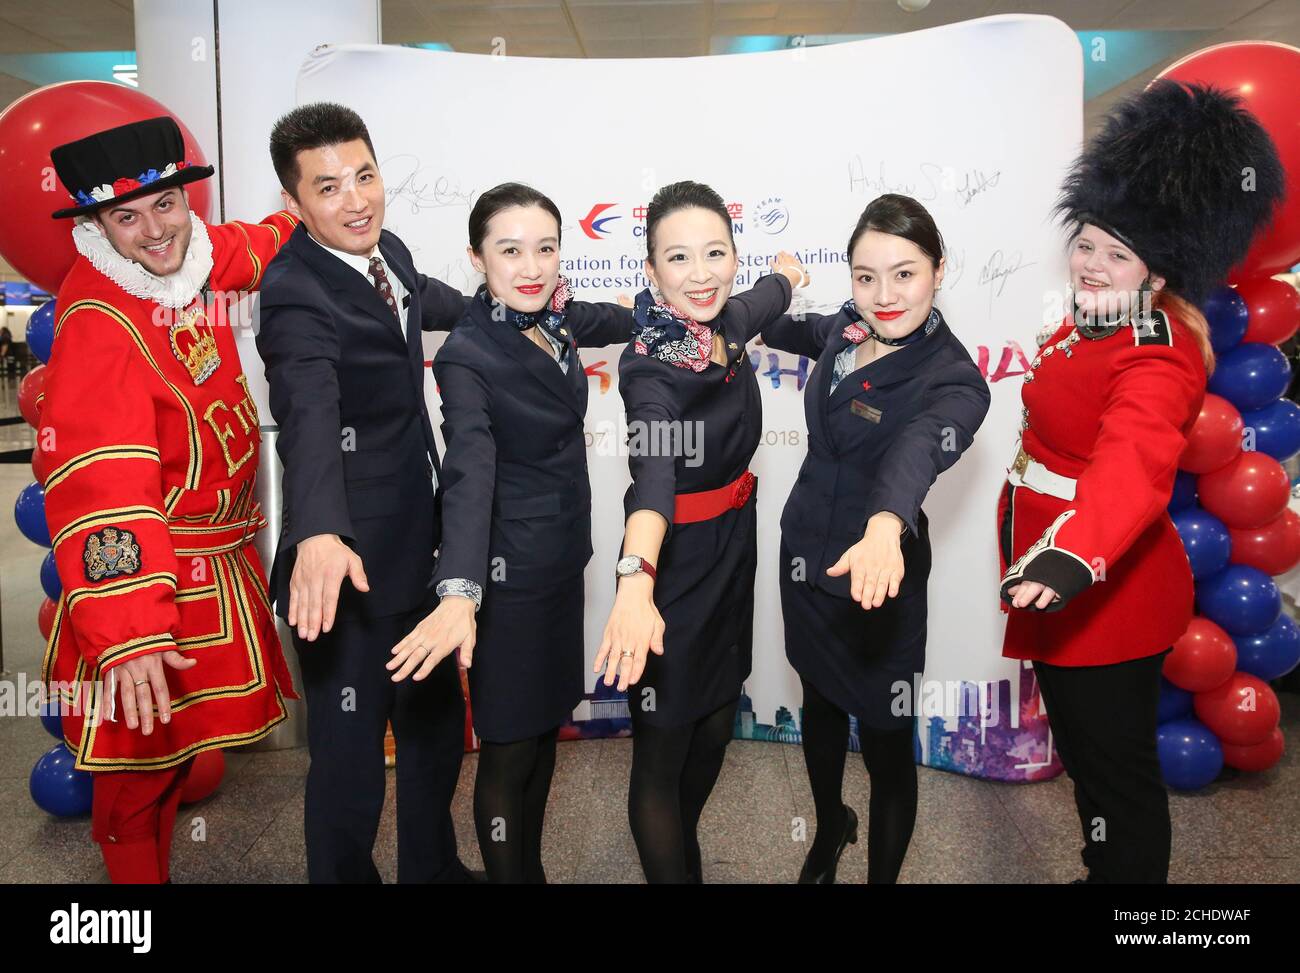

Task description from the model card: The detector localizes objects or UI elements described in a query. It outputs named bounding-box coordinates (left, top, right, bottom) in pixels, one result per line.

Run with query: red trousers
left=91, top=759, right=193, bottom=884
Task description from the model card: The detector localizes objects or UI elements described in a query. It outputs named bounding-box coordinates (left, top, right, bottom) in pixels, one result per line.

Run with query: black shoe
left=798, top=805, right=858, bottom=884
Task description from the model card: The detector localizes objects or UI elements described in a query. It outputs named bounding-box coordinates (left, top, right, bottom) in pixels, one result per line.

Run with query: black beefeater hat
left=50, top=116, right=214, bottom=219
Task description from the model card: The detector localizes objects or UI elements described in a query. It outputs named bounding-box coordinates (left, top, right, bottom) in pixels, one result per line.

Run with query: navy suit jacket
left=255, top=224, right=468, bottom=618
left=431, top=293, right=633, bottom=594
left=762, top=307, right=990, bottom=599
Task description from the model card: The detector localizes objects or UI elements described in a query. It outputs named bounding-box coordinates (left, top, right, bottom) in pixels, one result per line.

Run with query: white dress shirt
left=306, top=231, right=408, bottom=336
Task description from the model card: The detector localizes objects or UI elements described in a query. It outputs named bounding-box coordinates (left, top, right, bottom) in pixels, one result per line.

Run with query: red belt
left=673, top=470, right=756, bottom=524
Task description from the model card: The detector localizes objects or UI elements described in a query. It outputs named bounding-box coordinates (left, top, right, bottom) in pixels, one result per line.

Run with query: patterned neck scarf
left=841, top=300, right=939, bottom=347
left=630, top=288, right=717, bottom=372
left=478, top=274, right=574, bottom=346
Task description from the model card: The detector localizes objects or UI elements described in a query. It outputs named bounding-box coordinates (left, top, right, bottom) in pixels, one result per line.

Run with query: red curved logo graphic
left=579, top=203, right=620, bottom=239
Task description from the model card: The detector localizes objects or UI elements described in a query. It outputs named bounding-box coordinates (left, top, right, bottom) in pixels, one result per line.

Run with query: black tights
left=628, top=698, right=738, bottom=883
left=800, top=677, right=917, bottom=883
left=473, top=726, right=559, bottom=883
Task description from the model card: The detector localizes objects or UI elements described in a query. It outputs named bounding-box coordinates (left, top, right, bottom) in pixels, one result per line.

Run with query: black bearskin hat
left=1054, top=79, right=1284, bottom=305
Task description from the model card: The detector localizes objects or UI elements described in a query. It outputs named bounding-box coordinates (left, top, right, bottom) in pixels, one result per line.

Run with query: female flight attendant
left=595, top=180, right=806, bottom=883
left=762, top=194, right=989, bottom=884
left=999, top=81, right=1283, bottom=883
left=388, top=183, right=633, bottom=883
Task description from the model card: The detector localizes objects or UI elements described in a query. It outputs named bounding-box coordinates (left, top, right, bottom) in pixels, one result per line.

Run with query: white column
left=134, top=0, right=380, bottom=222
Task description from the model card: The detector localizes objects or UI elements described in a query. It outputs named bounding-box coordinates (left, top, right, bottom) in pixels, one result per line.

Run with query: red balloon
left=38, top=596, right=57, bottom=641
left=1194, top=671, right=1281, bottom=746
left=1237, top=277, right=1300, bottom=346
left=1180, top=393, right=1244, bottom=473
left=1221, top=726, right=1285, bottom=772
left=180, top=748, right=226, bottom=805
left=1229, top=507, right=1300, bottom=576
left=1160, top=43, right=1300, bottom=277
left=1198, top=450, right=1290, bottom=529
left=17, top=364, right=46, bottom=427
left=31, top=438, right=53, bottom=485
left=1165, top=617, right=1237, bottom=692
left=0, top=81, right=214, bottom=294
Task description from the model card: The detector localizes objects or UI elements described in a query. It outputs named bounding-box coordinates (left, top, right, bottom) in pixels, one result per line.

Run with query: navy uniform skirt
left=779, top=536, right=928, bottom=731
left=633, top=496, right=757, bottom=728
left=466, top=574, right=585, bottom=743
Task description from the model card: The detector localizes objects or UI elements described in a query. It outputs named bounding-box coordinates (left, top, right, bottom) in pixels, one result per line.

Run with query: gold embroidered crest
left=169, top=305, right=222, bottom=385
left=84, top=526, right=142, bottom=582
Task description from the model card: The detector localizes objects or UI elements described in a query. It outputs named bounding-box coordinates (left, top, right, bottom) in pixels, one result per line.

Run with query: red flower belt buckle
left=731, top=471, right=756, bottom=510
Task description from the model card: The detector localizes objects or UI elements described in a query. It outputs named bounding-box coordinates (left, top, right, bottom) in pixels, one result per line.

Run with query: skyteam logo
left=579, top=203, right=621, bottom=239
left=754, top=197, right=789, bottom=234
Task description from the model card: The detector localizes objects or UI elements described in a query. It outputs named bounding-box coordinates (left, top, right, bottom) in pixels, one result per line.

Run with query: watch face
left=616, top=556, right=642, bottom=576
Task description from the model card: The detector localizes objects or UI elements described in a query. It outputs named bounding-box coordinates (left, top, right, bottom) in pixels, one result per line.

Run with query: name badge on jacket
left=850, top=400, right=883, bottom=423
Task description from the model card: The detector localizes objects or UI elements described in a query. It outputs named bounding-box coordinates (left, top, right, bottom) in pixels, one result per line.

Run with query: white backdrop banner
left=289, top=14, right=1083, bottom=780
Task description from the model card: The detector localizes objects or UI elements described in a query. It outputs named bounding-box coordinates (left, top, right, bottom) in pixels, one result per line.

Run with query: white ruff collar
left=72, top=211, right=214, bottom=309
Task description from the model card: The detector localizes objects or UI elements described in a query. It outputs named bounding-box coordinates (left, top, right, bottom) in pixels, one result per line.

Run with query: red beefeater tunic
left=997, top=308, right=1207, bottom=667
left=40, top=211, right=300, bottom=771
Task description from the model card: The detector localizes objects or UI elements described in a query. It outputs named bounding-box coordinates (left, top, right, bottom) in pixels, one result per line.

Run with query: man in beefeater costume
left=39, top=116, right=300, bottom=884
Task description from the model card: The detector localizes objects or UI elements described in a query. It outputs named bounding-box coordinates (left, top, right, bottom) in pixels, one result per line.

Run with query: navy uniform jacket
left=431, top=294, right=633, bottom=593
left=761, top=306, right=990, bottom=599
left=256, top=224, right=468, bottom=618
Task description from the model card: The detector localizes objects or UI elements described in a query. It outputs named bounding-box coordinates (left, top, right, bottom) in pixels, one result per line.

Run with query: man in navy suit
left=255, top=103, right=471, bottom=883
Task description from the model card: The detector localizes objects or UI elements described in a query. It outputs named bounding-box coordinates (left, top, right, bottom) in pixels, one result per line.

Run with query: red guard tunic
left=997, top=308, right=1207, bottom=667
left=40, top=211, right=300, bottom=770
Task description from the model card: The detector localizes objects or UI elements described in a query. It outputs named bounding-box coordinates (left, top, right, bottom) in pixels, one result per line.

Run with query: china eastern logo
left=580, top=203, right=621, bottom=239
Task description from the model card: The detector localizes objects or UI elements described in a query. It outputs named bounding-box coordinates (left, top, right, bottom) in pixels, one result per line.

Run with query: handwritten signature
left=978, top=250, right=1036, bottom=310
left=383, top=154, right=478, bottom=214
left=847, top=156, right=1003, bottom=208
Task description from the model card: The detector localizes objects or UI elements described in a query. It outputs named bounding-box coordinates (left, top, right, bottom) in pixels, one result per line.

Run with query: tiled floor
left=2, top=463, right=1297, bottom=884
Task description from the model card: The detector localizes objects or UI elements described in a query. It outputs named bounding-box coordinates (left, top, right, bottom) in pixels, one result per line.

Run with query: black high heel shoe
left=798, top=805, right=859, bottom=884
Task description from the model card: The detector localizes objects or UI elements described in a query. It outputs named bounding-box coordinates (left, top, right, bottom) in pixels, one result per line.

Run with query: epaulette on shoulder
left=1133, top=308, right=1173, bottom=348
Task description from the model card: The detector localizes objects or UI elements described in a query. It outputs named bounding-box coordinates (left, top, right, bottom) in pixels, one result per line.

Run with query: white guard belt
left=1007, top=440, right=1077, bottom=501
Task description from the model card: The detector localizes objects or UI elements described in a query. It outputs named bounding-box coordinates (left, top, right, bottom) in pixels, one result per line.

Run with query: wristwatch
left=615, top=555, right=657, bottom=582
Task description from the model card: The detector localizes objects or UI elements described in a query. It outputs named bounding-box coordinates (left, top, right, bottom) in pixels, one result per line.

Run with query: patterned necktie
left=368, top=255, right=401, bottom=322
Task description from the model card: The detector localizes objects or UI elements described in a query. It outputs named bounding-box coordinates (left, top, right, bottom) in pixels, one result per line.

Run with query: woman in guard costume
left=998, top=80, right=1283, bottom=883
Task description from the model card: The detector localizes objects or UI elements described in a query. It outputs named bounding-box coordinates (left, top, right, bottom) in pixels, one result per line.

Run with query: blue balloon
left=40, top=549, right=61, bottom=601
left=25, top=300, right=56, bottom=364
left=13, top=481, right=50, bottom=547
left=1233, top=613, right=1300, bottom=682
left=1208, top=342, right=1292, bottom=412
left=29, top=743, right=93, bottom=817
left=1157, top=677, right=1194, bottom=724
left=1172, top=506, right=1232, bottom=579
left=1157, top=718, right=1224, bottom=790
left=1201, top=286, right=1249, bottom=354
left=39, top=696, right=66, bottom=740
left=1196, top=564, right=1282, bottom=636
left=1168, top=470, right=1199, bottom=512
left=1241, top=399, right=1300, bottom=462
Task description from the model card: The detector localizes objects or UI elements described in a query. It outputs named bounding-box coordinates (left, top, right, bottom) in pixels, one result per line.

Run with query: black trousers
left=293, top=595, right=466, bottom=883
left=1033, top=651, right=1171, bottom=884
